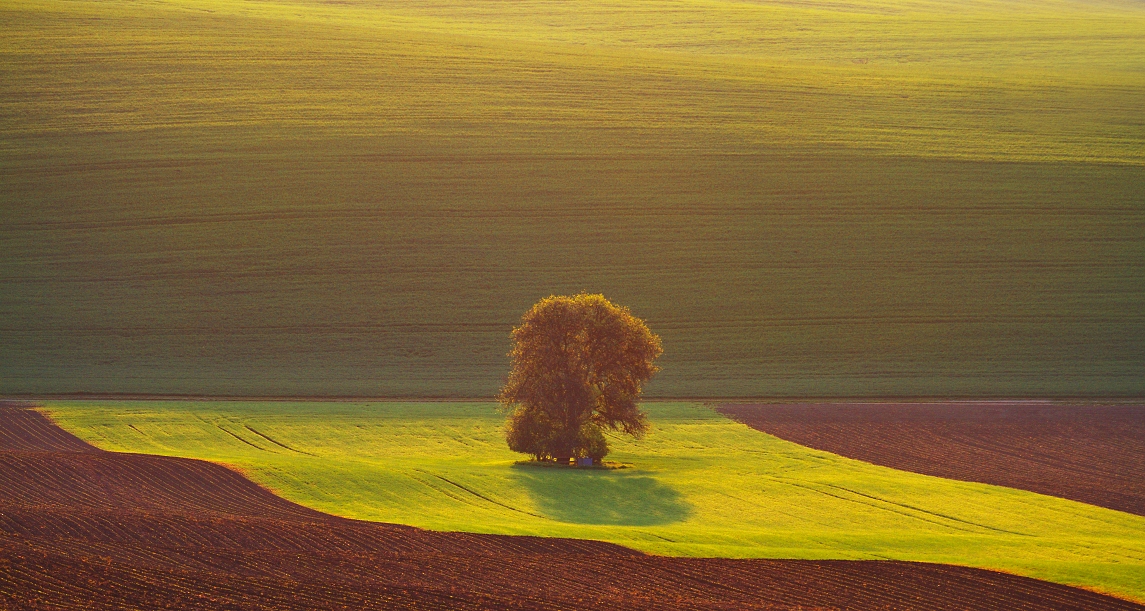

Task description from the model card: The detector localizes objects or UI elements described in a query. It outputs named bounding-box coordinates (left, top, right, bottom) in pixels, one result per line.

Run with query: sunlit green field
left=3, top=0, right=1144, bottom=397
left=44, top=400, right=1145, bottom=601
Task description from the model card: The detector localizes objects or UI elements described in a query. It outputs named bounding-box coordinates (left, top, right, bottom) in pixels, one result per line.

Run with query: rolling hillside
left=7, top=404, right=1139, bottom=610
left=42, top=400, right=1145, bottom=600
left=2, top=0, right=1144, bottom=396
left=719, top=401, right=1145, bottom=515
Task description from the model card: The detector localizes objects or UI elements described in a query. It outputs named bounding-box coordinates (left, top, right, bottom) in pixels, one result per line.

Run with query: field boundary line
left=405, top=472, right=486, bottom=509
left=817, top=482, right=1031, bottom=537
left=414, top=469, right=548, bottom=520
left=771, top=476, right=999, bottom=536
left=195, top=416, right=277, bottom=454
left=243, top=426, right=316, bottom=456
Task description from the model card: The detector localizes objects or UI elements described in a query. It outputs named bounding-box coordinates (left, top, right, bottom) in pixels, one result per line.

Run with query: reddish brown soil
left=2, top=406, right=1141, bottom=610
left=718, top=402, right=1145, bottom=516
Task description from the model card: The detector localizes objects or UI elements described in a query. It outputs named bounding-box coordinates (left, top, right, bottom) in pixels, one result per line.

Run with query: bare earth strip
left=717, top=402, right=1145, bottom=516
left=1, top=407, right=1140, bottom=610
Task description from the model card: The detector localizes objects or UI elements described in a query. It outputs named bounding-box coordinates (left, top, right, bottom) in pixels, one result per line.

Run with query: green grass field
left=43, top=400, right=1145, bottom=601
left=3, top=0, right=1144, bottom=397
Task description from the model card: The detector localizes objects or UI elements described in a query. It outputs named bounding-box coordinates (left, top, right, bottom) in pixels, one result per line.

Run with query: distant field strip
left=2, top=0, right=1144, bottom=397
left=3, top=0, right=1143, bottom=162
left=42, top=400, right=1145, bottom=601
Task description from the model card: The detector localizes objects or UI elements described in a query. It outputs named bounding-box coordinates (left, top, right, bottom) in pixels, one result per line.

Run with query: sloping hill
left=3, top=0, right=1144, bottom=397
left=38, top=399, right=1145, bottom=599
left=3, top=405, right=1141, bottom=610
left=718, top=402, right=1145, bottom=516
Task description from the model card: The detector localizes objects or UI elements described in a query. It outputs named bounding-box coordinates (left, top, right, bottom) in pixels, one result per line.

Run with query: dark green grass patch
left=2, top=0, right=1143, bottom=396
left=4, top=142, right=1143, bottom=396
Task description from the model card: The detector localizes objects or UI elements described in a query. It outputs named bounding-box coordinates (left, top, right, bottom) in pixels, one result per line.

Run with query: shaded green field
left=44, top=400, right=1145, bottom=601
left=2, top=0, right=1144, bottom=397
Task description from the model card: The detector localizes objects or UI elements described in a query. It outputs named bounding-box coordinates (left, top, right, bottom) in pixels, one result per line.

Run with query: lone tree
left=498, top=293, right=662, bottom=464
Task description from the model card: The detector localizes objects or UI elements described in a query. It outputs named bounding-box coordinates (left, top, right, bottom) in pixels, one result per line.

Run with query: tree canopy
left=498, top=293, right=662, bottom=464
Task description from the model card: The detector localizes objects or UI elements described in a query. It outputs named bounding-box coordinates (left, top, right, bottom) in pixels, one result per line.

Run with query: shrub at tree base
left=499, top=294, right=662, bottom=464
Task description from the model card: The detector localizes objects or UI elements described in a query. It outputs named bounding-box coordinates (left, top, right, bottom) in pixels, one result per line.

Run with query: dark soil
left=2, top=405, right=1141, bottom=610
left=717, top=401, right=1145, bottom=516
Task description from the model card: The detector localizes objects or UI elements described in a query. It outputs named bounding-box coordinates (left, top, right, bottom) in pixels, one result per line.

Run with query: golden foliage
left=499, top=294, right=662, bottom=461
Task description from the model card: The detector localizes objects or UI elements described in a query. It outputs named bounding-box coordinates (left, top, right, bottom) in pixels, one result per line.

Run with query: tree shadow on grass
left=510, top=464, right=691, bottom=526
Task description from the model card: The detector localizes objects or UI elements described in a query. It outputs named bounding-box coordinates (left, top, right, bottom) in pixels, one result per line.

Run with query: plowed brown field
left=2, top=405, right=1140, bottom=610
left=717, top=402, right=1145, bottom=516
